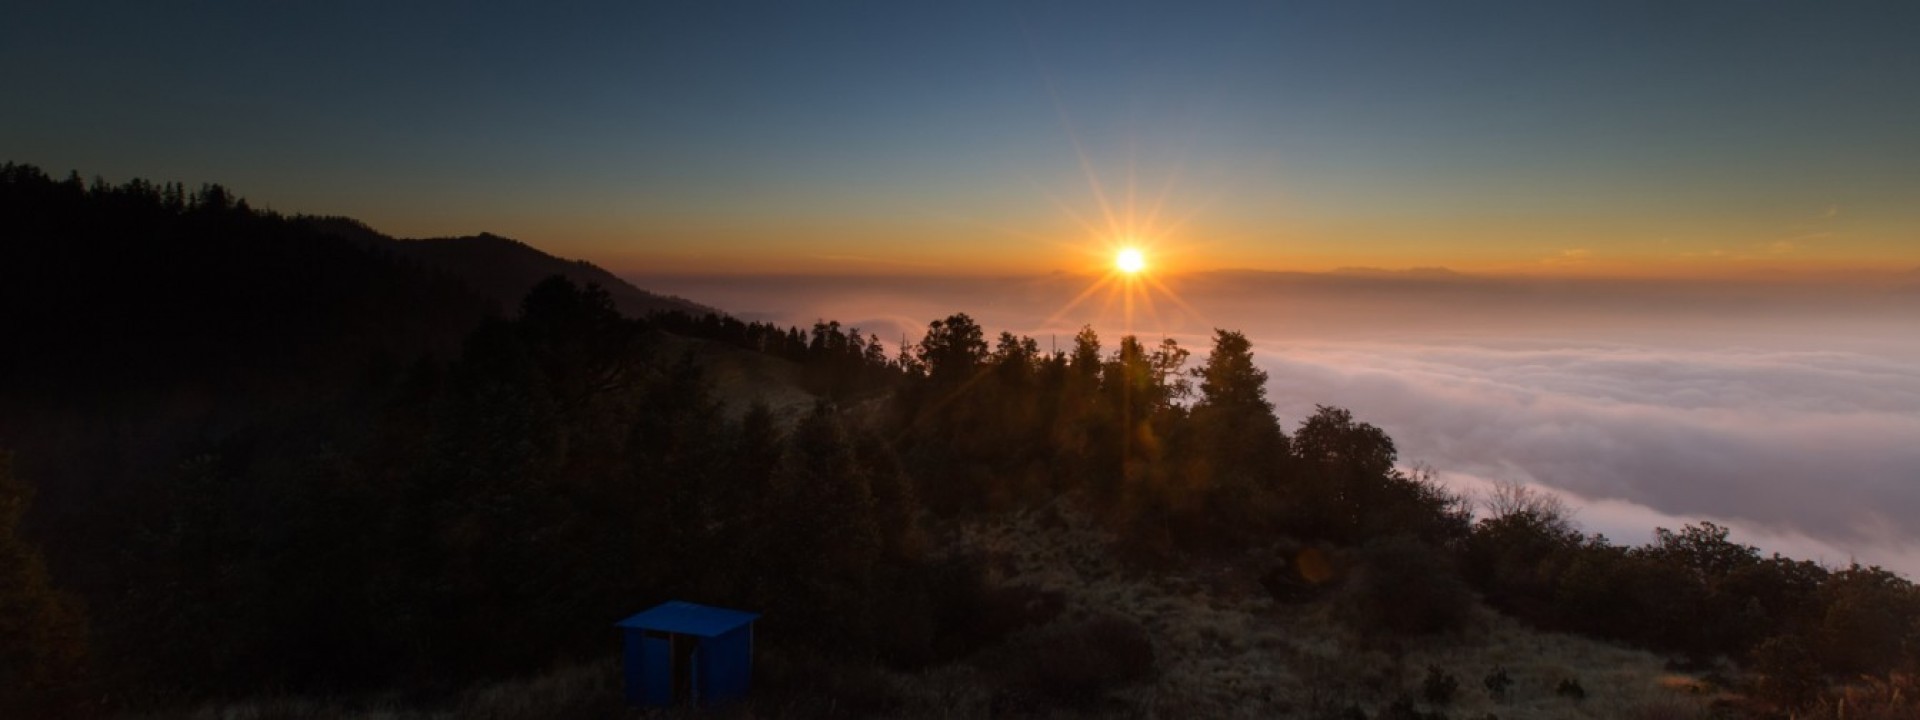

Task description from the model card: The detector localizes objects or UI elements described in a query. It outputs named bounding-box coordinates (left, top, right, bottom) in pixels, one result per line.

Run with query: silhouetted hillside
left=397, top=233, right=715, bottom=318
left=302, top=218, right=716, bottom=319
left=0, top=167, right=493, bottom=406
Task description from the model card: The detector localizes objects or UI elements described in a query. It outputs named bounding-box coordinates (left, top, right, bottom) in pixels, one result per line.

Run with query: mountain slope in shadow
left=395, top=232, right=716, bottom=319
left=303, top=217, right=716, bottom=319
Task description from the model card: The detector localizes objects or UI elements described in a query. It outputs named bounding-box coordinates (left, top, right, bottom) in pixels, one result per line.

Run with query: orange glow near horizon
left=1031, top=229, right=1213, bottom=339
left=558, top=206, right=1920, bottom=282
left=489, top=123, right=1920, bottom=282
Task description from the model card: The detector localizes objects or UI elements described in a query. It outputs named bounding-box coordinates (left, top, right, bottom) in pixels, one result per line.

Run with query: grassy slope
left=155, top=500, right=1729, bottom=719
left=926, top=502, right=1720, bottom=719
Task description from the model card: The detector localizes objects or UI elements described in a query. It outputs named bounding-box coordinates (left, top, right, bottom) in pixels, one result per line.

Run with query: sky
left=7, top=1, right=1920, bottom=276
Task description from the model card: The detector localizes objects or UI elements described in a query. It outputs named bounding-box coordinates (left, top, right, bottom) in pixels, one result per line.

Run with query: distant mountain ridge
left=396, top=233, right=718, bottom=318
left=305, top=218, right=717, bottom=319
left=1329, top=266, right=1465, bottom=279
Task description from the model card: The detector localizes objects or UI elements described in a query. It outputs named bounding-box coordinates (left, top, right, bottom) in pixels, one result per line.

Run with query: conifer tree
left=1190, top=329, right=1287, bottom=485
left=760, top=402, right=882, bottom=648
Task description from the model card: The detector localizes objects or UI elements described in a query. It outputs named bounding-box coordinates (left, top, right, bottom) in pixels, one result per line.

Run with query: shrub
left=1749, top=634, right=1822, bottom=709
left=1626, top=699, right=1710, bottom=720
left=882, top=552, right=1064, bottom=667
left=1554, top=677, right=1585, bottom=701
left=1422, top=666, right=1460, bottom=705
left=1816, top=564, right=1920, bottom=677
left=1379, top=694, right=1451, bottom=720
left=1263, top=544, right=1340, bottom=604
left=1338, top=536, right=1473, bottom=637
left=1483, top=666, right=1512, bottom=701
left=995, top=613, right=1158, bottom=710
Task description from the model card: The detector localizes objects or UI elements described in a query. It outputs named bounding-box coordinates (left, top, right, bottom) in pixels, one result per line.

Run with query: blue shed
left=615, top=601, right=759, bottom=707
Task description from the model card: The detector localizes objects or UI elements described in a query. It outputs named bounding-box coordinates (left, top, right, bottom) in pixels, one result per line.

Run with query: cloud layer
left=1258, top=341, right=1920, bottom=573
left=636, top=271, right=1920, bottom=574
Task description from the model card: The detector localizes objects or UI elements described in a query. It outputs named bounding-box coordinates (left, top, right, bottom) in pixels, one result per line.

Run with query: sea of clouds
left=635, top=271, right=1920, bottom=575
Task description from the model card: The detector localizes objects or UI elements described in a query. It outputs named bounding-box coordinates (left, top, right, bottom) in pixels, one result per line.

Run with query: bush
left=1554, top=677, right=1586, bottom=701
left=1263, top=544, right=1341, bottom=604
left=1483, top=666, right=1512, bottom=701
left=995, top=613, right=1158, bottom=710
left=1816, top=564, right=1920, bottom=677
left=1339, top=537, right=1473, bottom=637
left=1379, top=694, right=1451, bottom=720
left=1422, top=666, right=1460, bottom=705
left=1749, top=634, right=1822, bottom=709
left=1624, top=700, right=1710, bottom=720
left=879, top=553, right=1064, bottom=667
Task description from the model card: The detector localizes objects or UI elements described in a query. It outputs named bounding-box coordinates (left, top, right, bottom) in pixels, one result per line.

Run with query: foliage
left=650, top=311, right=900, bottom=399
left=1421, top=666, right=1460, bottom=705
left=1814, top=563, right=1920, bottom=676
left=1749, top=634, right=1822, bottom=708
left=1554, top=677, right=1585, bottom=701
left=993, top=613, right=1157, bottom=710
left=1379, top=695, right=1452, bottom=720
left=1483, top=666, right=1512, bottom=701
left=0, top=453, right=89, bottom=714
left=1288, top=409, right=1470, bottom=545
left=1338, top=536, right=1474, bottom=637
left=1461, top=478, right=1920, bottom=694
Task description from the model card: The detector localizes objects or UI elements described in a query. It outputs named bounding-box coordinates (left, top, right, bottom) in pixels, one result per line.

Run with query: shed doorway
left=644, top=630, right=700, bottom=705
left=672, top=632, right=698, bottom=704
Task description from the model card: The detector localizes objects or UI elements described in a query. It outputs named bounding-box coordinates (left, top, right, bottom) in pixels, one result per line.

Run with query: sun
left=1115, top=247, right=1146, bottom=274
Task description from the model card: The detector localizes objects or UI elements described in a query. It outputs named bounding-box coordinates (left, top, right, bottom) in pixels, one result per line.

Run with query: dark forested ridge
left=0, top=166, right=720, bottom=532
left=2, top=164, right=1917, bottom=718
left=317, top=219, right=718, bottom=319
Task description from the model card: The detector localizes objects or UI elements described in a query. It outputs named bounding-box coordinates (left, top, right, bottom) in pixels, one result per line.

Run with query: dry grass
left=926, top=498, right=1723, bottom=719
left=1789, top=673, right=1920, bottom=720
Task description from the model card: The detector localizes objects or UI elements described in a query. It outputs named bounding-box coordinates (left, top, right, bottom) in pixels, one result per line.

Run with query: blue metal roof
left=615, top=601, right=759, bottom=638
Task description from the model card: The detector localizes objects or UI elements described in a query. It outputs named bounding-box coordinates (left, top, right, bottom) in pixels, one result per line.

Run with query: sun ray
left=1152, top=192, right=1224, bottom=244
left=1022, top=175, right=1108, bottom=241
left=1045, top=90, right=1125, bottom=240
left=1126, top=139, right=1140, bottom=233
left=1039, top=273, right=1119, bottom=332
left=1143, top=274, right=1212, bottom=329
left=1098, top=278, right=1124, bottom=330
left=1141, top=171, right=1181, bottom=235
left=1132, top=276, right=1168, bottom=333
left=929, top=211, right=1065, bottom=247
left=1007, top=65, right=1221, bottom=353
